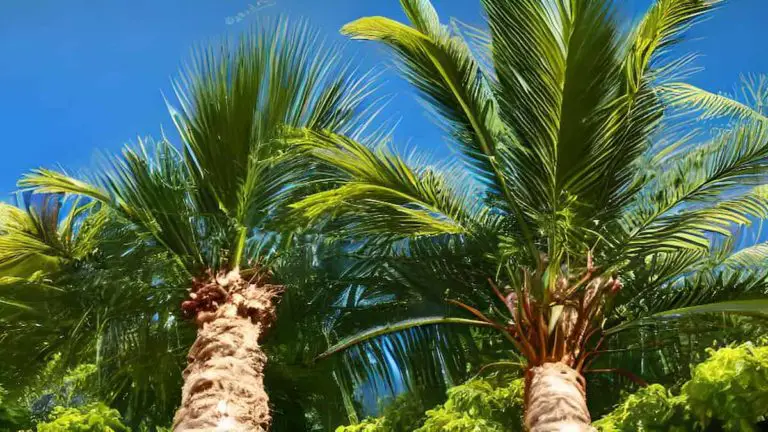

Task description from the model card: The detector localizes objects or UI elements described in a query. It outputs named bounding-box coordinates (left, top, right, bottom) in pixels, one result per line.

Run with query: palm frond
left=589, top=0, right=719, bottom=230
left=0, top=195, right=90, bottom=277
left=172, top=19, right=376, bottom=224
left=651, top=299, right=768, bottom=319
left=718, top=242, right=768, bottom=270
left=619, top=260, right=768, bottom=325
left=483, top=0, right=622, bottom=214
left=618, top=119, right=768, bottom=259
left=18, top=171, right=112, bottom=204
left=618, top=249, right=706, bottom=302
left=23, top=21, right=377, bottom=271
left=0, top=276, right=64, bottom=322
left=266, top=235, right=481, bottom=424
left=624, top=0, right=719, bottom=87
left=318, top=316, right=492, bottom=360
left=622, top=185, right=768, bottom=256
left=608, top=299, right=768, bottom=336
left=400, top=0, right=442, bottom=36
left=341, top=3, right=522, bottom=224
left=21, top=140, right=204, bottom=269
left=291, top=130, right=480, bottom=238
left=662, top=82, right=768, bottom=123
left=450, top=19, right=493, bottom=79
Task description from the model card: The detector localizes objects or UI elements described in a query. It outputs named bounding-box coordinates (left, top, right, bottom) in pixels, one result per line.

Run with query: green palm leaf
left=290, top=130, right=479, bottom=237
left=720, top=242, right=768, bottom=269
left=625, top=0, right=719, bottom=87
left=618, top=120, right=768, bottom=259
left=21, top=141, right=204, bottom=269
left=341, top=3, right=534, bottom=251
left=608, top=300, right=768, bottom=335
left=318, top=316, right=494, bottom=360
left=662, top=82, right=768, bottom=123
left=483, top=0, right=620, bottom=202
left=652, top=299, right=768, bottom=318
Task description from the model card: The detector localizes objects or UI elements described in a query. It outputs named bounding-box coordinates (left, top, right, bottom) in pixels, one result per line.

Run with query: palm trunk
left=173, top=271, right=280, bottom=432
left=524, top=362, right=594, bottom=432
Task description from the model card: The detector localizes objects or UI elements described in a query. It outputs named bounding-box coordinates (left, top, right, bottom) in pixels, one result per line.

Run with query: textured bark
left=173, top=271, right=280, bottom=432
left=524, top=362, right=594, bottom=432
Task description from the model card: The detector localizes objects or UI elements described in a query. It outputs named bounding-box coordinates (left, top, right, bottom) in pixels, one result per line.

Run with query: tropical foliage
left=593, top=385, right=691, bottom=432
left=0, top=353, right=127, bottom=432
left=0, top=197, right=459, bottom=431
left=337, top=341, right=768, bottom=431
left=337, top=374, right=525, bottom=432
left=0, top=200, right=372, bottom=431
left=2, top=0, right=768, bottom=431
left=596, top=340, right=768, bottom=431
left=333, top=390, right=429, bottom=432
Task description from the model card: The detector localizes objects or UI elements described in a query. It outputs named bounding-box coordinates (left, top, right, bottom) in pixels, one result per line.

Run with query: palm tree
left=20, top=22, right=374, bottom=431
left=0, top=197, right=439, bottom=431
left=288, top=1, right=768, bottom=430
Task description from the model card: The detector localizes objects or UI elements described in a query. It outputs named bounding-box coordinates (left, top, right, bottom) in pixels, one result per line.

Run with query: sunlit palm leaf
left=21, top=141, right=204, bottom=269
left=591, top=0, right=719, bottom=228
left=340, top=4, right=521, bottom=223
left=625, top=0, right=719, bottom=86
left=22, top=21, right=376, bottom=271
left=171, top=20, right=375, bottom=223
left=719, top=242, right=768, bottom=270
left=483, top=0, right=621, bottom=213
left=291, top=130, right=480, bottom=237
left=622, top=185, right=768, bottom=256
left=618, top=120, right=768, bottom=259
left=662, top=82, right=768, bottom=123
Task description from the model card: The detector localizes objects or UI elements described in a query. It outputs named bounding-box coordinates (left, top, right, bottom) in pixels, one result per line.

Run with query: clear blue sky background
left=1, top=0, right=766, bottom=199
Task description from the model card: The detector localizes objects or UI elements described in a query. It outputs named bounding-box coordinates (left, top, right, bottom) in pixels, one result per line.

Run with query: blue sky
left=1, top=0, right=766, bottom=198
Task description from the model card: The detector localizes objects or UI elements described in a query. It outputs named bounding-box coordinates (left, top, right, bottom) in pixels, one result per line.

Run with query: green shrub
left=337, top=342, right=768, bottom=432
left=335, top=389, right=430, bottom=432
left=682, top=343, right=768, bottom=431
left=336, top=416, right=387, bottom=432
left=35, top=403, right=127, bottom=432
left=2, top=356, right=131, bottom=431
left=336, top=375, right=524, bottom=432
left=23, top=354, right=100, bottom=420
left=416, top=377, right=524, bottom=432
left=592, top=384, right=691, bottom=432
left=596, top=341, right=768, bottom=431
left=0, top=385, right=31, bottom=431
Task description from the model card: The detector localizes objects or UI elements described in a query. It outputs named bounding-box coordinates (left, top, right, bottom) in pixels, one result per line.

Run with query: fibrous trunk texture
left=173, top=271, right=281, bottom=432
left=524, top=362, right=594, bottom=432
